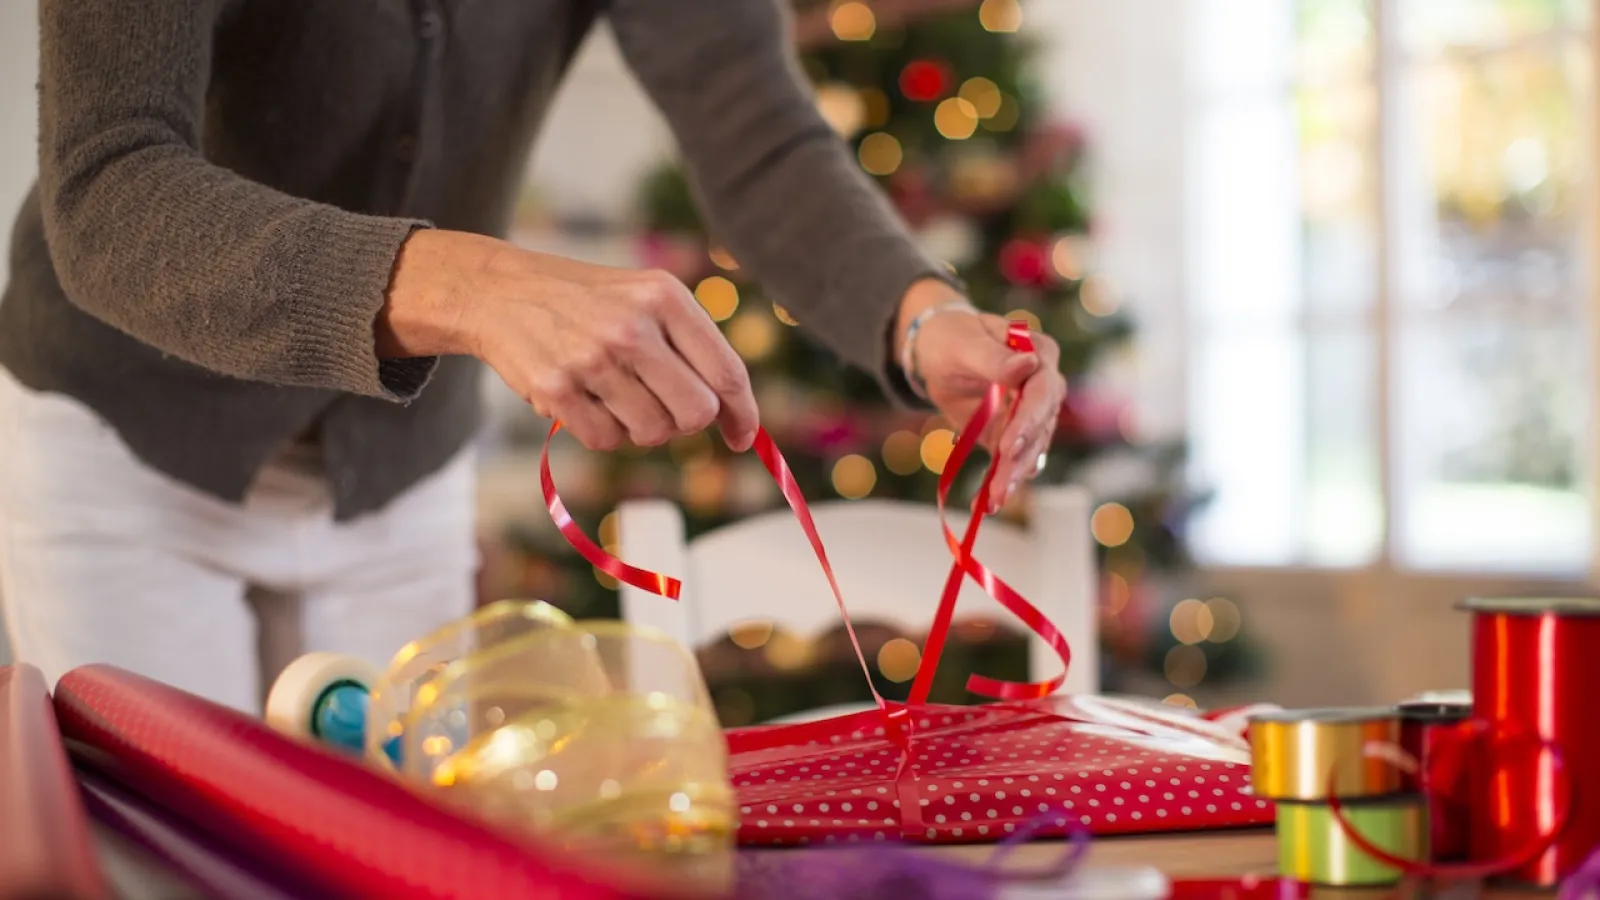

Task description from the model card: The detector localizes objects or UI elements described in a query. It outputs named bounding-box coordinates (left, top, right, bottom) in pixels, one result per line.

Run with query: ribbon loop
left=537, top=319, right=1075, bottom=840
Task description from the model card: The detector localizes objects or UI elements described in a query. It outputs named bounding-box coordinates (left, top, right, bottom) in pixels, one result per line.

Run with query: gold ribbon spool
left=1249, top=707, right=1401, bottom=801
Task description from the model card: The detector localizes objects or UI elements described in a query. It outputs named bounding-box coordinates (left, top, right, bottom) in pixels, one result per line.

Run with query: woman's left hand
left=895, top=280, right=1067, bottom=511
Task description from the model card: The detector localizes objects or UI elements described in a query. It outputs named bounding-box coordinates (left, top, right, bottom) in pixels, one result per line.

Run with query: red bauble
left=899, top=60, right=951, bottom=102
left=998, top=238, right=1050, bottom=285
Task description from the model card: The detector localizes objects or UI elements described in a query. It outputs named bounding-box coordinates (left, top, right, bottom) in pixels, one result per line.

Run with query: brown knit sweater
left=0, top=0, right=945, bottom=519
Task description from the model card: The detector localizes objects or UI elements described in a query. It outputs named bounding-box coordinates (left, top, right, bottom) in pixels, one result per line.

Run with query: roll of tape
left=265, top=652, right=382, bottom=751
left=1249, top=707, right=1400, bottom=801
left=1275, top=797, right=1425, bottom=887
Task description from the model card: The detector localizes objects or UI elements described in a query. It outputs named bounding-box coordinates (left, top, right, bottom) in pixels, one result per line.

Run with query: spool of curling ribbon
left=1246, top=595, right=1600, bottom=891
left=267, top=599, right=739, bottom=891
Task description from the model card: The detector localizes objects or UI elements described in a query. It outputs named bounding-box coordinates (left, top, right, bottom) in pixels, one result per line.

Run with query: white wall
left=0, top=0, right=39, bottom=289
left=1029, top=1, right=1189, bottom=441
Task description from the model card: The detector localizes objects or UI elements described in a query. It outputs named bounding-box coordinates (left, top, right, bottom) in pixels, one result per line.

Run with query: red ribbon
left=538, top=321, right=1073, bottom=839
left=1324, top=722, right=1572, bottom=881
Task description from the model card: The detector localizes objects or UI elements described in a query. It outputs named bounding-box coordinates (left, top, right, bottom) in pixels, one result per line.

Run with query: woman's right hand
left=379, top=229, right=760, bottom=452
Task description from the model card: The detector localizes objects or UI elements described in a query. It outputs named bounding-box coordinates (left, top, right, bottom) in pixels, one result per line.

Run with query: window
left=1187, top=0, right=1594, bottom=574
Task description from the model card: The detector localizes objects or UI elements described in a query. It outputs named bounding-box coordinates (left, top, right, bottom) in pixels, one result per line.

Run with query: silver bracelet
left=899, top=299, right=978, bottom=400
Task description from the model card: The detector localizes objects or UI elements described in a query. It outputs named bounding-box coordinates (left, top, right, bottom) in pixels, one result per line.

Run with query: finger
left=583, top=360, right=677, bottom=447
left=631, top=339, right=721, bottom=437
left=992, top=371, right=1066, bottom=508
left=967, top=316, right=1041, bottom=389
left=551, top=393, right=627, bottom=451
left=654, top=284, right=760, bottom=451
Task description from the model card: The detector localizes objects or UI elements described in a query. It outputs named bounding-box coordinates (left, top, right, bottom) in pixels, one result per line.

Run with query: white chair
left=617, top=486, right=1099, bottom=719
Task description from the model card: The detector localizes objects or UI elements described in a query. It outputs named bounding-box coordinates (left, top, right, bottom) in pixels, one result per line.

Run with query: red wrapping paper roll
left=0, top=664, right=109, bottom=900
left=53, top=665, right=653, bottom=900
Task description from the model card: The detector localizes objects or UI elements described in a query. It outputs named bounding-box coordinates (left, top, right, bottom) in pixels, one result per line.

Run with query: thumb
left=963, top=335, right=1039, bottom=388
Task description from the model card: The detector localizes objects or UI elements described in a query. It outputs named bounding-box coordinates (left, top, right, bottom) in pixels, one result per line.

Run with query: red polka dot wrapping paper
left=726, top=696, right=1277, bottom=846
left=52, top=665, right=653, bottom=900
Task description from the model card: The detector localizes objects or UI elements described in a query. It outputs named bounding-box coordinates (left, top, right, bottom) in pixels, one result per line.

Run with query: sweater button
left=418, top=12, right=443, bottom=39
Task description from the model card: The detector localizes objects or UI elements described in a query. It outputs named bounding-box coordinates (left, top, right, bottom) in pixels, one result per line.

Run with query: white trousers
left=0, top=367, right=478, bottom=713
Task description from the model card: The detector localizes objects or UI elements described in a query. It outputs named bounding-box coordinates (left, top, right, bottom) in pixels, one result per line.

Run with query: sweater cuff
left=812, top=237, right=964, bottom=410
left=289, top=214, right=439, bottom=402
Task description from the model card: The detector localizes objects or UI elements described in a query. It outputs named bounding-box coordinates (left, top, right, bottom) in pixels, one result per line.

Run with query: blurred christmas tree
left=495, top=0, right=1263, bottom=711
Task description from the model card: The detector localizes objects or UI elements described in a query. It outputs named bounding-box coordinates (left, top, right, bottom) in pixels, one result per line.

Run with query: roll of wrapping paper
left=0, top=664, right=110, bottom=900
left=1462, top=596, right=1600, bottom=886
left=1275, top=797, right=1425, bottom=887
left=52, top=664, right=656, bottom=900
left=1397, top=699, right=1471, bottom=861
left=77, top=767, right=306, bottom=900
left=1248, top=708, right=1401, bottom=801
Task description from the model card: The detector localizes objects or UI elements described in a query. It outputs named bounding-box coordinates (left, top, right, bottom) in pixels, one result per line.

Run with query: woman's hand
left=895, top=279, right=1067, bottom=510
left=379, top=229, right=760, bottom=452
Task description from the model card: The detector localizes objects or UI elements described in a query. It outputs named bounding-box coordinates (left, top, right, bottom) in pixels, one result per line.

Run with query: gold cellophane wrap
left=1249, top=708, right=1401, bottom=801
left=369, top=603, right=736, bottom=892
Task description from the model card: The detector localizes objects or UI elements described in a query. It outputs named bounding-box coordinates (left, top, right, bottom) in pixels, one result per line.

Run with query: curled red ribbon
left=538, top=321, right=1072, bottom=839
left=1324, top=723, right=1572, bottom=881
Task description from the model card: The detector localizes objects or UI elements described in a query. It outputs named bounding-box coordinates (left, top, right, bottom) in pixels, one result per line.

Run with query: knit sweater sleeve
left=609, top=0, right=952, bottom=400
left=36, top=0, right=435, bottom=400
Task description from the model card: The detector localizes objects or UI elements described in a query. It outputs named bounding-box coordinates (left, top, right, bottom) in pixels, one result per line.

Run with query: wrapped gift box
left=727, top=696, right=1275, bottom=846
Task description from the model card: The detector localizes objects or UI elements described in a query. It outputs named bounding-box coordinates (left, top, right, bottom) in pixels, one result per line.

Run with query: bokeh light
left=1005, top=309, right=1043, bottom=332
left=1169, top=598, right=1215, bottom=645
left=1090, top=502, right=1135, bottom=547
left=983, top=94, right=1019, bottom=132
left=1206, top=597, right=1242, bottom=642
left=1164, top=645, right=1207, bottom=688
left=860, top=88, right=890, bottom=128
left=958, top=77, right=1003, bottom=119
left=920, top=429, right=956, bottom=473
left=877, top=638, right=922, bottom=682
left=978, top=0, right=1023, bottom=32
left=682, top=459, right=727, bottom=513
left=709, top=246, right=739, bottom=271
left=1163, top=694, right=1199, bottom=710
left=831, top=453, right=877, bottom=499
left=859, top=132, right=904, bottom=175
left=1051, top=237, right=1084, bottom=280
left=882, top=430, right=923, bottom=475
left=694, top=276, right=739, bottom=321
left=816, top=83, right=866, bottom=138
left=728, top=620, right=774, bottom=650
left=727, top=311, right=778, bottom=361
left=764, top=631, right=813, bottom=670
left=1103, top=572, right=1131, bottom=616
left=830, top=0, right=876, bottom=41
left=598, top=511, right=619, bottom=547
left=1079, top=275, right=1120, bottom=317
left=772, top=303, right=798, bottom=326
left=934, top=97, right=979, bottom=140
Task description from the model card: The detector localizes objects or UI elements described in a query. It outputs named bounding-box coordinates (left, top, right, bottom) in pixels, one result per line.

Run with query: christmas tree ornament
left=899, top=59, right=952, bottom=102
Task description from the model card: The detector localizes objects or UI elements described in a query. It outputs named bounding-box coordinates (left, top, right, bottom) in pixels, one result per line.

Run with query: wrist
left=892, top=278, right=970, bottom=361
left=893, top=279, right=977, bottom=400
left=378, top=229, right=495, bottom=359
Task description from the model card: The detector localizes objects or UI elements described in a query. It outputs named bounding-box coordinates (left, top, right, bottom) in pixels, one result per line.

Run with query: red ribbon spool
left=1397, top=700, right=1471, bottom=862
left=1463, top=597, right=1600, bottom=886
